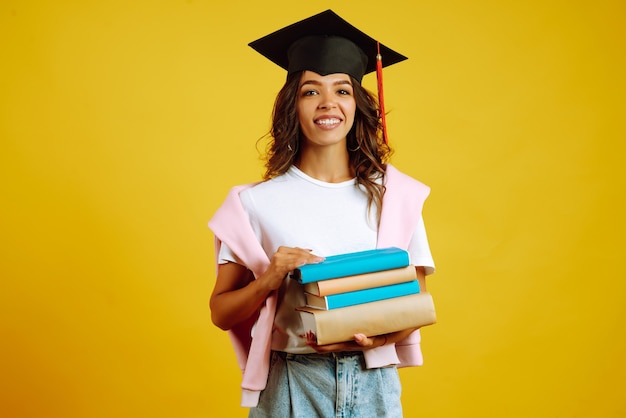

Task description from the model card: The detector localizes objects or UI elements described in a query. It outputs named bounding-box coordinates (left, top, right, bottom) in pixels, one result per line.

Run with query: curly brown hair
left=262, top=71, right=392, bottom=217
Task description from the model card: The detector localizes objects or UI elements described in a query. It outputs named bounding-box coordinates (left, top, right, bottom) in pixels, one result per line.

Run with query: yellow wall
left=1, top=1, right=624, bottom=417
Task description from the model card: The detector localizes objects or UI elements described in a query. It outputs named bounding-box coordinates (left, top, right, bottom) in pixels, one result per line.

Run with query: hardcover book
left=303, top=265, right=417, bottom=296
left=305, top=280, right=420, bottom=310
left=297, top=292, right=436, bottom=345
left=290, top=247, right=410, bottom=284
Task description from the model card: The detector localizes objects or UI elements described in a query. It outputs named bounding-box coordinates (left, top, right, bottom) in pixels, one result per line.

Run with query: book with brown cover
left=296, top=292, right=436, bottom=345
left=303, top=265, right=417, bottom=296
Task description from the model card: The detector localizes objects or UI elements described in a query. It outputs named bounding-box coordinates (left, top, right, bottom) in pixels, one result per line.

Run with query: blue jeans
left=249, top=351, right=403, bottom=418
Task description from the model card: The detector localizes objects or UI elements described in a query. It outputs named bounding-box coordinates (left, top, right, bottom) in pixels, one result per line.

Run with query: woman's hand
left=305, top=332, right=387, bottom=354
left=304, top=327, right=420, bottom=354
left=258, top=246, right=325, bottom=291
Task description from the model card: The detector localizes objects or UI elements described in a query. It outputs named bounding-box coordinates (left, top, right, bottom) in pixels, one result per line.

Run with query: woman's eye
left=302, top=90, right=318, bottom=96
left=338, top=89, right=351, bottom=95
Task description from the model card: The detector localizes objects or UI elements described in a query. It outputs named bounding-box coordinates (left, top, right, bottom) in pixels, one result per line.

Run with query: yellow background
left=1, top=0, right=625, bottom=417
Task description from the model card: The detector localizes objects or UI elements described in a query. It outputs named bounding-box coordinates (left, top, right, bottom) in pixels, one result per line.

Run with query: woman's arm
left=210, top=246, right=324, bottom=330
left=210, top=262, right=265, bottom=330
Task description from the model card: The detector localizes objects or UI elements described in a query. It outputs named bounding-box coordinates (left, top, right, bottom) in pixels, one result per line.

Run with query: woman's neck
left=295, top=145, right=354, bottom=183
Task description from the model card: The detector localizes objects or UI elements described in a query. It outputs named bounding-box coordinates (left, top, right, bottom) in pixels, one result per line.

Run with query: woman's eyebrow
left=300, top=80, right=322, bottom=88
left=299, top=79, right=353, bottom=88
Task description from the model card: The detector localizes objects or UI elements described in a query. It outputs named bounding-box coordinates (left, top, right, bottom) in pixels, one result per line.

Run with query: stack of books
left=291, top=247, right=436, bottom=345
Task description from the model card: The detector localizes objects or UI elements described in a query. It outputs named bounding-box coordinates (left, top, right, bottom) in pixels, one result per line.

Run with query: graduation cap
left=248, top=9, right=408, bottom=143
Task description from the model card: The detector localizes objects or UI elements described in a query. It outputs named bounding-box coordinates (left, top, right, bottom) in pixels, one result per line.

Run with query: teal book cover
left=291, top=247, right=410, bottom=284
left=305, top=280, right=420, bottom=310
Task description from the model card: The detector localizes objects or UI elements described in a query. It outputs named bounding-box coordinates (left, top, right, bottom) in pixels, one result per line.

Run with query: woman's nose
left=318, top=94, right=337, bottom=109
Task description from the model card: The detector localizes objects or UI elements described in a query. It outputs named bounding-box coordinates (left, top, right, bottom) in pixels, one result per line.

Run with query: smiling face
left=296, top=71, right=357, bottom=149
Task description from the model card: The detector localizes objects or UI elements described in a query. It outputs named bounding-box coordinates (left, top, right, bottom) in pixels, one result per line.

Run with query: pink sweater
left=208, top=164, right=431, bottom=407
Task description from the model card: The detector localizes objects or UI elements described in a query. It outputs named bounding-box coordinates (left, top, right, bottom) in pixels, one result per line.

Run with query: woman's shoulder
left=245, top=169, right=294, bottom=192
left=238, top=170, right=301, bottom=207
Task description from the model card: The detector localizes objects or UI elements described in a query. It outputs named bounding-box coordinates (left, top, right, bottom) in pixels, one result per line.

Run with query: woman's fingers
left=353, top=333, right=374, bottom=347
left=273, top=246, right=324, bottom=271
left=261, top=246, right=325, bottom=291
left=304, top=334, right=376, bottom=353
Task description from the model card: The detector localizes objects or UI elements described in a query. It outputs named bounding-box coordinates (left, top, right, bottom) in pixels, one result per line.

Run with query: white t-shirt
left=219, top=166, right=435, bottom=353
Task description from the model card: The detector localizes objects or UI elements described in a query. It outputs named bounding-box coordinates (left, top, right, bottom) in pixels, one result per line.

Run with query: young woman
left=208, top=10, right=435, bottom=417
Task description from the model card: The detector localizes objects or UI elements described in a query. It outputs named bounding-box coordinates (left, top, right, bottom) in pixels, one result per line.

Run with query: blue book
left=304, top=280, right=420, bottom=310
left=290, top=247, right=410, bottom=284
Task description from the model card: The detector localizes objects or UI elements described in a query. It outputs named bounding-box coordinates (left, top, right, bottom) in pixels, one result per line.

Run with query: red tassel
left=376, top=41, right=389, bottom=144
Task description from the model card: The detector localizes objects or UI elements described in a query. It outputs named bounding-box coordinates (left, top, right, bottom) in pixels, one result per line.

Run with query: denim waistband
left=275, top=350, right=364, bottom=360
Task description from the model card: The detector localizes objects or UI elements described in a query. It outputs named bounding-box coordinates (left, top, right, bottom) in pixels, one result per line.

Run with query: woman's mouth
left=315, top=118, right=341, bottom=127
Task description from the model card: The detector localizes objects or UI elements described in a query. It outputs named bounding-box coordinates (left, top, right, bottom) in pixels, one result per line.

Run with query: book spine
left=304, top=265, right=417, bottom=296
left=307, top=280, right=420, bottom=310
left=297, top=292, right=436, bottom=345
left=293, top=247, right=409, bottom=284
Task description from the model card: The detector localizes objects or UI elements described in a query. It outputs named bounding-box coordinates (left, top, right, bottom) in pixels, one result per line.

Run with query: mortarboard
left=248, top=9, right=407, bottom=83
left=248, top=9, right=408, bottom=143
